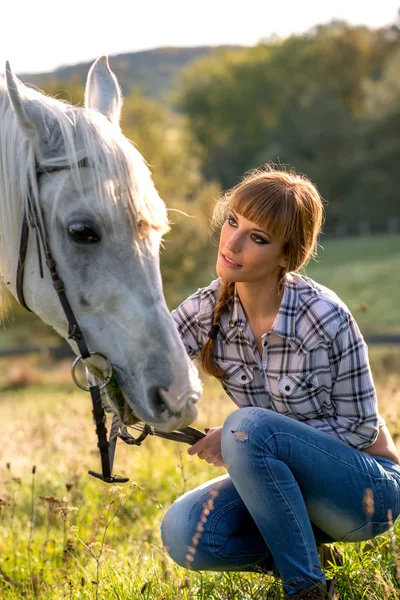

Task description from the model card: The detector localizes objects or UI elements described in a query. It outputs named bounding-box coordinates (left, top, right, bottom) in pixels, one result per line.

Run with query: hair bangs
left=226, top=183, right=297, bottom=243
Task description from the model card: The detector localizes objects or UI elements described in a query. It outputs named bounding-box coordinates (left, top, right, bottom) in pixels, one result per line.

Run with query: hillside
left=20, top=46, right=244, bottom=102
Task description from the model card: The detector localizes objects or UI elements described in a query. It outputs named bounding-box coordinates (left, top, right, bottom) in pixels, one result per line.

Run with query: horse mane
left=0, top=76, right=169, bottom=307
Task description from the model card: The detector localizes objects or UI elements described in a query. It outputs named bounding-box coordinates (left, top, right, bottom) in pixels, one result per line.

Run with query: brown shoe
left=284, top=582, right=327, bottom=599
left=326, top=577, right=338, bottom=598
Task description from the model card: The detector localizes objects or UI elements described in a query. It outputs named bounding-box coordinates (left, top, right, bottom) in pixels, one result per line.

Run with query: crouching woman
left=161, top=167, right=400, bottom=599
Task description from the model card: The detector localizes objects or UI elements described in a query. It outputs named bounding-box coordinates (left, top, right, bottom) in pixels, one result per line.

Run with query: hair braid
left=199, top=280, right=235, bottom=379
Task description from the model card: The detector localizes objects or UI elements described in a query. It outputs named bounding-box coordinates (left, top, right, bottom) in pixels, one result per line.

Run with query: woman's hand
left=361, top=425, right=400, bottom=465
left=188, top=426, right=224, bottom=467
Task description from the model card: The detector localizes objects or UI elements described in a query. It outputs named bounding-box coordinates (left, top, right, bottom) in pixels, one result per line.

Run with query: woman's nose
left=225, top=233, right=241, bottom=253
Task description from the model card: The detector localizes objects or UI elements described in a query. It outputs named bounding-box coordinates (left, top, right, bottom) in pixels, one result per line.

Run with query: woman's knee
left=222, top=407, right=265, bottom=465
left=161, top=475, right=239, bottom=570
left=222, top=407, right=294, bottom=470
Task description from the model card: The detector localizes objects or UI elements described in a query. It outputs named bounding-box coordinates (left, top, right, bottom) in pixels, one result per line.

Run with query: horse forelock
left=0, top=77, right=169, bottom=305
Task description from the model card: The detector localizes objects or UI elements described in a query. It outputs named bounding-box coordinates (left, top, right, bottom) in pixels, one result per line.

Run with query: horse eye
left=68, top=223, right=100, bottom=244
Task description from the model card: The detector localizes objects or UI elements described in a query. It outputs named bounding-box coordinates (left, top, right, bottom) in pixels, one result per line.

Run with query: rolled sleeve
left=321, top=314, right=379, bottom=449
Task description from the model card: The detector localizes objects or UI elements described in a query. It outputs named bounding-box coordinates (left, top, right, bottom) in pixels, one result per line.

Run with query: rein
left=15, top=161, right=205, bottom=484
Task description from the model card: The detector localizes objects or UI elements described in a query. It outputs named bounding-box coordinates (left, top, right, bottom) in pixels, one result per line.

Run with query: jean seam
left=258, top=436, right=316, bottom=572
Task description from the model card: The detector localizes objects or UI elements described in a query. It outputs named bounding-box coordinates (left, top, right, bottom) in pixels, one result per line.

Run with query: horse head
left=0, top=57, right=202, bottom=432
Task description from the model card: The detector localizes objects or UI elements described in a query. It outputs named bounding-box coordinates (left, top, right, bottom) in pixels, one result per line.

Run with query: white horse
left=0, top=56, right=202, bottom=433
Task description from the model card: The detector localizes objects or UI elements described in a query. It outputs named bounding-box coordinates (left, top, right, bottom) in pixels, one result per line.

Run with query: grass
left=1, top=349, right=400, bottom=599
left=307, top=234, right=400, bottom=334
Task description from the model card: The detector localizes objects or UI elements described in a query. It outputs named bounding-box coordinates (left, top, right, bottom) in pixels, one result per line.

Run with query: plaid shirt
left=172, top=274, right=381, bottom=449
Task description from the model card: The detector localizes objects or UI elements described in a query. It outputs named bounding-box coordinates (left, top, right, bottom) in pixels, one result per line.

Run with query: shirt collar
left=228, top=286, right=246, bottom=332
left=272, top=279, right=299, bottom=343
left=224, top=278, right=301, bottom=350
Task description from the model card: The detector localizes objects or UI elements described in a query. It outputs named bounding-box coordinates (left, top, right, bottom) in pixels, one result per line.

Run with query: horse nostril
left=148, top=386, right=181, bottom=419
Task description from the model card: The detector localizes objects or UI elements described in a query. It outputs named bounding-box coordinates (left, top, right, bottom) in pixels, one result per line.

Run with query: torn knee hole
left=231, top=430, right=248, bottom=441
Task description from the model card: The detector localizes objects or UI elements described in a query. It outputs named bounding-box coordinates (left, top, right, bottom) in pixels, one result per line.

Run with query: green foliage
left=177, top=22, right=400, bottom=230
left=3, top=23, right=400, bottom=342
left=364, top=46, right=400, bottom=118
left=30, top=77, right=85, bottom=106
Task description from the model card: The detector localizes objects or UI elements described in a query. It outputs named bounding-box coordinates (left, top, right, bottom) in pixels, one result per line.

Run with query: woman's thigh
left=222, top=408, right=400, bottom=542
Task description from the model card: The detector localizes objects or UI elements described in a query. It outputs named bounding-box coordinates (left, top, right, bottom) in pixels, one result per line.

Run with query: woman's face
left=216, top=209, right=287, bottom=283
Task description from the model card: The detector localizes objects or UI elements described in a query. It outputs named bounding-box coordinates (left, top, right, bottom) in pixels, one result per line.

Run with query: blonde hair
left=200, top=166, right=324, bottom=379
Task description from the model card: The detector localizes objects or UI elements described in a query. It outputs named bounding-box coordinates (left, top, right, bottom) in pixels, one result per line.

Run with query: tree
left=177, top=23, right=400, bottom=230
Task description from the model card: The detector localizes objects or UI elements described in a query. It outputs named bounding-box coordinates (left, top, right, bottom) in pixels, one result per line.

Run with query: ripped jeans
left=161, top=408, right=400, bottom=596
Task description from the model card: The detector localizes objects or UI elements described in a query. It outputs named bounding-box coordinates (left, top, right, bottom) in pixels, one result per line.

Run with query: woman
left=161, top=168, right=400, bottom=599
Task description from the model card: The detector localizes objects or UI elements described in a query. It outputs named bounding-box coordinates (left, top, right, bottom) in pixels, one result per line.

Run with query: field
left=306, top=234, right=400, bottom=335
left=1, top=234, right=400, bottom=599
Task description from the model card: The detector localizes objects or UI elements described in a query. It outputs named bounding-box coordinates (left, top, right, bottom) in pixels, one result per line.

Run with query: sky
left=1, top=0, right=399, bottom=74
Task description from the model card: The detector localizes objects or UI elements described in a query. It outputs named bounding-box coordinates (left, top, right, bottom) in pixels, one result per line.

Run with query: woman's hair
left=200, top=165, right=324, bottom=379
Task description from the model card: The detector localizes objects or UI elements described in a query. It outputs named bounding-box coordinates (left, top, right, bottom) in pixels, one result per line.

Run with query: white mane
left=0, top=76, right=169, bottom=299
left=0, top=58, right=201, bottom=434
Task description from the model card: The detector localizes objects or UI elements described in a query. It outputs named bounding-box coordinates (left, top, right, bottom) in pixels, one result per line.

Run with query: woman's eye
left=227, top=216, right=237, bottom=227
left=251, top=234, right=268, bottom=245
left=68, top=223, right=101, bottom=244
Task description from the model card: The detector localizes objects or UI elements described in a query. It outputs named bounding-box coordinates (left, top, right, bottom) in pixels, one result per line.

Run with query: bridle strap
left=16, top=159, right=88, bottom=313
left=16, top=161, right=127, bottom=483
left=16, top=211, right=32, bottom=311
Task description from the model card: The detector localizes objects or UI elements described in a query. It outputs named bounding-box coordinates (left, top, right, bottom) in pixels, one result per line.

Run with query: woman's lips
left=221, top=253, right=242, bottom=268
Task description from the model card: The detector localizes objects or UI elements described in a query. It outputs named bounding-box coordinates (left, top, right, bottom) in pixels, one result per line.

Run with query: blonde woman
left=161, top=168, right=400, bottom=599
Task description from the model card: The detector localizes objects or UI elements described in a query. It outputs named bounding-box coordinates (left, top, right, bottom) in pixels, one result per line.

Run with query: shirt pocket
left=270, top=372, right=324, bottom=419
left=219, top=363, right=255, bottom=406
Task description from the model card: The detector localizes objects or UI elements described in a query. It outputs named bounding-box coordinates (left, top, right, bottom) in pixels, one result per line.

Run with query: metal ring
left=71, top=352, right=113, bottom=392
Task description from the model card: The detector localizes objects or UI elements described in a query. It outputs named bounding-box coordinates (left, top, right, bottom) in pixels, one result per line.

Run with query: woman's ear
left=280, top=256, right=288, bottom=269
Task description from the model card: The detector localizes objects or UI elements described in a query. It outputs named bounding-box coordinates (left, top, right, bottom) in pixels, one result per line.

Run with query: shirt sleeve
left=307, top=314, right=379, bottom=449
left=171, top=292, right=204, bottom=360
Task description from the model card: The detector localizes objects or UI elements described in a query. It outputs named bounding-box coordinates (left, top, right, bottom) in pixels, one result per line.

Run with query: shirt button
left=241, top=375, right=247, bottom=381
left=263, top=341, right=268, bottom=347
left=307, top=382, right=313, bottom=389
left=285, top=385, right=290, bottom=391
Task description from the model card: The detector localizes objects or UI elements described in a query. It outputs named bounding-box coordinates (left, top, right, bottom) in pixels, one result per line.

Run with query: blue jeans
left=161, top=407, right=400, bottom=596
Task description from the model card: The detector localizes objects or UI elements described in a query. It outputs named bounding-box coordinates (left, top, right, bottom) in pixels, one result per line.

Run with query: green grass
left=306, top=234, right=400, bottom=334
left=1, top=352, right=400, bottom=599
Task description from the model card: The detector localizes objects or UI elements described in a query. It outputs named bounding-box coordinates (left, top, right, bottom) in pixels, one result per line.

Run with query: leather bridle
left=16, top=160, right=129, bottom=483
left=15, top=161, right=205, bottom=483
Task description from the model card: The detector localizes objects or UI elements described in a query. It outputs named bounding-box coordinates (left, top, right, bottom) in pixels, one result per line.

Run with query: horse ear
left=85, top=56, right=122, bottom=125
left=5, top=61, right=36, bottom=140
left=6, top=62, right=69, bottom=161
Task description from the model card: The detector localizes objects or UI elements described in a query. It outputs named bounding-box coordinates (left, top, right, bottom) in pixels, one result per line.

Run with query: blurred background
left=1, top=1, right=399, bottom=351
